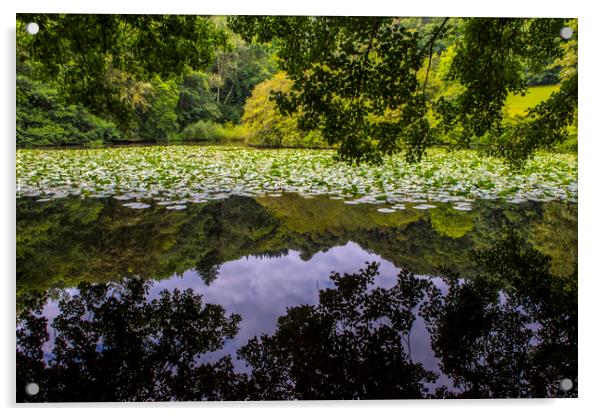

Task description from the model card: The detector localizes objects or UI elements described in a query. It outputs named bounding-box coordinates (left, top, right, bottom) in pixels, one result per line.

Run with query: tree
left=438, top=18, right=577, bottom=165
left=243, top=72, right=307, bottom=147
left=138, top=77, right=180, bottom=140
left=177, top=71, right=223, bottom=127
left=229, top=17, right=577, bottom=165
left=212, top=42, right=278, bottom=122
left=176, top=42, right=277, bottom=127
left=16, top=75, right=122, bottom=147
left=16, top=14, right=228, bottom=131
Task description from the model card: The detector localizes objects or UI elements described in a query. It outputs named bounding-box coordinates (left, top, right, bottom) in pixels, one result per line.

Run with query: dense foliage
left=242, top=72, right=328, bottom=148
left=16, top=75, right=122, bottom=147
left=17, top=15, right=227, bottom=130
left=230, top=16, right=577, bottom=164
left=16, top=15, right=276, bottom=145
left=17, top=14, right=577, bottom=165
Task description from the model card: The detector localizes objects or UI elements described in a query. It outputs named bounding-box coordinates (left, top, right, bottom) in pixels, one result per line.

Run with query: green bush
left=17, top=75, right=121, bottom=147
left=179, top=120, right=248, bottom=142
left=83, top=139, right=107, bottom=149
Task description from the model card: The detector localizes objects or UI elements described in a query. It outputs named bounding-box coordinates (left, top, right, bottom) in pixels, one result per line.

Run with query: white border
left=2, top=1, right=600, bottom=415
left=8, top=0, right=585, bottom=17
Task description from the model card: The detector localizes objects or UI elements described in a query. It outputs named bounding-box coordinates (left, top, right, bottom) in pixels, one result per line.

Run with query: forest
left=16, top=16, right=577, bottom=165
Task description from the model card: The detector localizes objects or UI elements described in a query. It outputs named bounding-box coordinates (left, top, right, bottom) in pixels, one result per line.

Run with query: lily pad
left=122, top=202, right=151, bottom=209
left=15, top=146, right=577, bottom=205
left=165, top=205, right=187, bottom=210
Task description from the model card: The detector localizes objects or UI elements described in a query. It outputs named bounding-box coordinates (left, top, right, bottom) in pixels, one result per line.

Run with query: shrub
left=17, top=75, right=121, bottom=147
left=179, top=120, right=248, bottom=142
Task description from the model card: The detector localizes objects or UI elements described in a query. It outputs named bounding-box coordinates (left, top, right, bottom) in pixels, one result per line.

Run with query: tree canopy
left=16, top=15, right=577, bottom=165
left=229, top=16, right=577, bottom=165
left=16, top=14, right=276, bottom=143
left=17, top=15, right=228, bottom=130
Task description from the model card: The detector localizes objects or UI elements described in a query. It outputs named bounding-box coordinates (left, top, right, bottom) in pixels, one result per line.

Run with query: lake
left=16, top=188, right=577, bottom=400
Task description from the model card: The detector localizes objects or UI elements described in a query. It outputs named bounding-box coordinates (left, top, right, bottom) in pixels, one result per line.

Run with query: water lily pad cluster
left=16, top=146, right=577, bottom=211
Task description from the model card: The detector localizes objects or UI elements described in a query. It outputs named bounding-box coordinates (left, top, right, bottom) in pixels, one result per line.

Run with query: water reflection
left=17, top=279, right=246, bottom=401
left=16, top=194, right=577, bottom=401
left=150, top=243, right=408, bottom=375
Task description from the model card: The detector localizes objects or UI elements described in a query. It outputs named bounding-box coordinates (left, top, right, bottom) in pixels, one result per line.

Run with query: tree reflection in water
left=16, top=230, right=577, bottom=401
left=422, top=230, right=577, bottom=398
left=17, top=281, right=246, bottom=402
left=238, top=262, right=435, bottom=400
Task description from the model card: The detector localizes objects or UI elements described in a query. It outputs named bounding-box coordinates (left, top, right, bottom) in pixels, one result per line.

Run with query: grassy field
left=505, top=84, right=560, bottom=117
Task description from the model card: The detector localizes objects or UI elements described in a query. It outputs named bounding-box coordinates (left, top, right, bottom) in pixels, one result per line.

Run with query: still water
left=16, top=193, right=577, bottom=401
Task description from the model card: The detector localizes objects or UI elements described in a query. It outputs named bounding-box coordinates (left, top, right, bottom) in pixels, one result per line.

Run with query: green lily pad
left=122, top=202, right=151, bottom=209
left=165, top=204, right=187, bottom=210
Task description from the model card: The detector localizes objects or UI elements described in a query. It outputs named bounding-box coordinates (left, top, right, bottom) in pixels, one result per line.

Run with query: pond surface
left=16, top=146, right=578, bottom=205
left=16, top=192, right=577, bottom=401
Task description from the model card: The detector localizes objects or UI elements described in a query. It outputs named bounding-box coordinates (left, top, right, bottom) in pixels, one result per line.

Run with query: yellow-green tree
left=242, top=72, right=327, bottom=148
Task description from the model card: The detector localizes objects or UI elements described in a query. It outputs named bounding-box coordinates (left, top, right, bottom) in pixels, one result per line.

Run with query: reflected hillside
left=256, top=193, right=576, bottom=276
left=17, top=196, right=280, bottom=303
left=17, top=194, right=577, bottom=305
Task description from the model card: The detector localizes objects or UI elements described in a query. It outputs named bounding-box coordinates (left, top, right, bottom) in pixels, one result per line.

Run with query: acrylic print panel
left=16, top=14, right=578, bottom=401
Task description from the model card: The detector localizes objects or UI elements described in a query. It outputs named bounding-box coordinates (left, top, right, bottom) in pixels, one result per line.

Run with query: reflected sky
left=154, top=243, right=401, bottom=369
left=38, top=241, right=454, bottom=392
